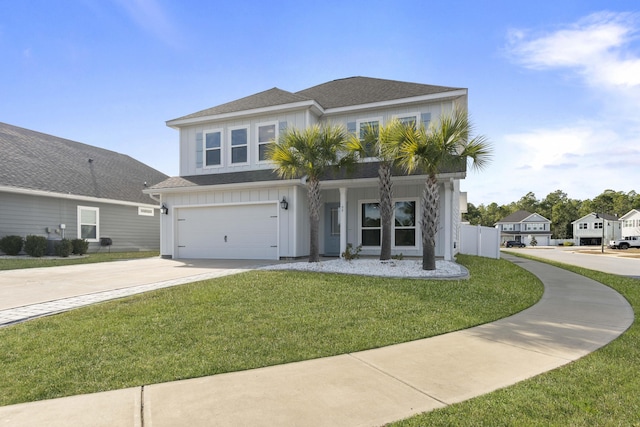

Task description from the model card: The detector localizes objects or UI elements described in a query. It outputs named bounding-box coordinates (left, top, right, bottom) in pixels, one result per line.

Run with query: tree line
left=464, top=189, right=640, bottom=239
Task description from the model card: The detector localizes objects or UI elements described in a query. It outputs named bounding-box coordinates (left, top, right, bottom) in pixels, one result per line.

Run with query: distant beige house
left=495, top=210, right=552, bottom=246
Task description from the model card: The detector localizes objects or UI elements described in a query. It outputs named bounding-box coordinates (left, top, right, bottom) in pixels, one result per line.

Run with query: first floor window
left=78, top=206, right=99, bottom=241
left=361, top=200, right=417, bottom=247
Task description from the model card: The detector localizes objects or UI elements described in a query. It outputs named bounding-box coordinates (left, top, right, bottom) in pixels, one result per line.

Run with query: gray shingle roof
left=169, top=77, right=463, bottom=122
left=0, top=122, right=168, bottom=205
left=497, top=210, right=550, bottom=223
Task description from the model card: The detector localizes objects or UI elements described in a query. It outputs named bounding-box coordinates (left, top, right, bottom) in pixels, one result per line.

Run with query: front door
left=324, top=203, right=340, bottom=256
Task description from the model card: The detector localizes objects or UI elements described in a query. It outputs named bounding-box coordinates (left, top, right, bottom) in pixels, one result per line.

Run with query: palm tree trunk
left=421, top=175, right=439, bottom=270
left=308, top=177, right=321, bottom=262
left=379, top=161, right=393, bottom=260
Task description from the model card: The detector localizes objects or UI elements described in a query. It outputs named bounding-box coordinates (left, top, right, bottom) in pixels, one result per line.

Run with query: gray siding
left=0, top=192, right=160, bottom=253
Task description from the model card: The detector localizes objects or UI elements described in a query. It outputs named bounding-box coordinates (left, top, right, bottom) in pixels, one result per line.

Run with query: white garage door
left=176, top=203, right=278, bottom=260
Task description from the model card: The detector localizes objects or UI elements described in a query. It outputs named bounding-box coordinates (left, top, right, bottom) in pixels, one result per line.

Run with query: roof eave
left=166, top=100, right=324, bottom=129
left=0, top=185, right=159, bottom=208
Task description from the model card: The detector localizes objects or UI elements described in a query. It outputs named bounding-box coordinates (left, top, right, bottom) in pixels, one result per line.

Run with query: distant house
left=0, top=122, right=168, bottom=253
left=571, top=212, right=621, bottom=246
left=619, top=209, right=640, bottom=238
left=495, top=210, right=552, bottom=246
left=146, top=76, right=472, bottom=260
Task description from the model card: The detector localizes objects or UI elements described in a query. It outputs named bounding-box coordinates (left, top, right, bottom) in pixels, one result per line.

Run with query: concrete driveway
left=502, top=246, right=640, bottom=278
left=0, top=257, right=276, bottom=311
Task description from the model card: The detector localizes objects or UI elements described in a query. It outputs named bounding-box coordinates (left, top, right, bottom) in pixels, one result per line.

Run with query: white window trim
left=228, top=125, right=250, bottom=166
left=393, top=112, right=420, bottom=127
left=203, top=128, right=224, bottom=169
left=356, top=117, right=383, bottom=161
left=77, top=206, right=99, bottom=242
left=358, top=198, right=420, bottom=250
left=138, top=207, right=154, bottom=216
left=256, top=121, right=278, bottom=164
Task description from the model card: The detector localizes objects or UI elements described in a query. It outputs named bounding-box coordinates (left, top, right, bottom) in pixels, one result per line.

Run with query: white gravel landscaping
left=260, top=258, right=468, bottom=279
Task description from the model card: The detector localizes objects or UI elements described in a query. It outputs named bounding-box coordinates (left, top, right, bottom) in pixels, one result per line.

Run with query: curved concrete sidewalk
left=0, top=254, right=634, bottom=426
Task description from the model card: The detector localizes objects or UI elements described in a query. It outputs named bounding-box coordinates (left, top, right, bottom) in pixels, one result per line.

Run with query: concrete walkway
left=0, top=254, right=634, bottom=426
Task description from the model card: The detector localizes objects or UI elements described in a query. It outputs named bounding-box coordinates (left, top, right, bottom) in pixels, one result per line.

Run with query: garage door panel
left=176, top=204, right=278, bottom=260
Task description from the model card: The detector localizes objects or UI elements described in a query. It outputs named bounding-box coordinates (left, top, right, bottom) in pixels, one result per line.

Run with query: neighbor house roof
left=571, top=212, right=619, bottom=224
left=0, top=122, right=168, bottom=205
left=496, top=210, right=551, bottom=224
left=168, top=77, right=463, bottom=123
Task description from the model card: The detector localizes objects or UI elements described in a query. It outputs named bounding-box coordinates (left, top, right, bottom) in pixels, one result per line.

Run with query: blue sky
left=1, top=0, right=639, bottom=205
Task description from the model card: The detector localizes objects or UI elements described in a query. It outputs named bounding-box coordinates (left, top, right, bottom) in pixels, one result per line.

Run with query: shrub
left=392, top=253, right=404, bottom=260
left=530, top=236, right=538, bottom=247
left=54, top=239, right=73, bottom=257
left=341, top=243, right=361, bottom=261
left=0, top=235, right=23, bottom=256
left=23, top=235, right=48, bottom=257
left=563, top=241, right=575, bottom=246
left=71, top=238, right=89, bottom=255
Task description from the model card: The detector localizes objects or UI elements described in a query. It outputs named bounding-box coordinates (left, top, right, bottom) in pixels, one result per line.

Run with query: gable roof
left=496, top=210, right=550, bottom=224
left=168, top=77, right=463, bottom=124
left=620, top=209, right=640, bottom=220
left=0, top=122, right=168, bottom=205
left=571, top=212, right=619, bottom=224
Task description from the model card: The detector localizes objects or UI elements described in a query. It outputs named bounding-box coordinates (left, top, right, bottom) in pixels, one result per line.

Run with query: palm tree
left=268, top=124, right=354, bottom=262
left=347, top=119, right=403, bottom=260
left=391, top=108, right=492, bottom=270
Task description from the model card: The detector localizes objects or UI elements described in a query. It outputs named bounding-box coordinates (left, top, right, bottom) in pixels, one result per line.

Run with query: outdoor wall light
left=160, top=204, right=169, bottom=215
left=280, top=197, right=289, bottom=210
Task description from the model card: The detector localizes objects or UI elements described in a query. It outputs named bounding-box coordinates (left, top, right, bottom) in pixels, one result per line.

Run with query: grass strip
left=0, top=252, right=159, bottom=270
left=392, top=255, right=640, bottom=426
left=0, top=255, right=541, bottom=406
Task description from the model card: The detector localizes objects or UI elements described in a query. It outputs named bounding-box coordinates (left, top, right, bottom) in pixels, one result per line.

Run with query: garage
left=175, top=202, right=279, bottom=259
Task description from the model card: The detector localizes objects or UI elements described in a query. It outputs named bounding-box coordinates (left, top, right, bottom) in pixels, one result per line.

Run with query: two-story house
left=145, top=77, right=471, bottom=261
left=619, top=209, right=640, bottom=239
left=571, top=212, right=621, bottom=246
left=495, top=210, right=552, bottom=246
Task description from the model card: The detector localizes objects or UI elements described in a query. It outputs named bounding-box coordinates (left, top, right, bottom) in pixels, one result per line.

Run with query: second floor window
left=258, top=123, right=276, bottom=162
left=205, top=130, right=222, bottom=166
left=230, top=127, right=248, bottom=164
left=579, top=223, right=588, bottom=229
left=357, top=119, right=380, bottom=158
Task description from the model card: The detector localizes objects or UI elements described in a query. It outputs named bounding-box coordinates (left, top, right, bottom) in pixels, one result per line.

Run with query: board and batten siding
left=0, top=192, right=160, bottom=253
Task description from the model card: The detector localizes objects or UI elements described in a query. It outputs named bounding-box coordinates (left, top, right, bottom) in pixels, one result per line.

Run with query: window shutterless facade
left=356, top=118, right=381, bottom=159
left=360, top=199, right=418, bottom=248
left=257, top=122, right=277, bottom=162
left=78, top=206, right=99, bottom=242
left=229, top=126, right=248, bottom=164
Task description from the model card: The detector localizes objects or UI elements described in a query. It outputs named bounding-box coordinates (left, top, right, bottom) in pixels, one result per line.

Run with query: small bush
left=563, top=241, right=575, bottom=246
left=392, top=253, right=404, bottom=260
left=23, top=235, right=48, bottom=257
left=0, top=235, right=23, bottom=256
left=341, top=243, right=361, bottom=261
left=530, top=236, right=538, bottom=247
left=71, top=239, right=89, bottom=255
left=54, top=239, right=73, bottom=257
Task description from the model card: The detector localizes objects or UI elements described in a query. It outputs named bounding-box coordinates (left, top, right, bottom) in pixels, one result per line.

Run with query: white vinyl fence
left=459, top=224, right=500, bottom=259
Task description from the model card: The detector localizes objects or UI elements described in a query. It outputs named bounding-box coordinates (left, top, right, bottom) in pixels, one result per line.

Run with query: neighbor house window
left=78, top=206, right=99, bottom=242
left=360, top=200, right=418, bottom=247
left=229, top=126, right=248, bottom=164
left=579, top=223, right=588, bottom=229
left=257, top=122, right=276, bottom=162
left=594, top=222, right=603, bottom=229
left=356, top=118, right=381, bottom=158
left=204, top=129, right=222, bottom=167
left=502, top=224, right=514, bottom=231
left=525, top=223, right=544, bottom=231
left=138, top=207, right=154, bottom=216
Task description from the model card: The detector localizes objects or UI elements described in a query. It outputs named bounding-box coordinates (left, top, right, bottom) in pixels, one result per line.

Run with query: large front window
left=78, top=206, right=99, bottom=242
left=230, top=127, right=248, bottom=164
left=360, top=200, right=417, bottom=247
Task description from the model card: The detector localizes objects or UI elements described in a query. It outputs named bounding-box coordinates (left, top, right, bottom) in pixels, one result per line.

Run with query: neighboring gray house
left=495, top=210, right=552, bottom=246
left=146, top=76, right=471, bottom=261
left=571, top=212, right=621, bottom=246
left=0, top=122, right=168, bottom=253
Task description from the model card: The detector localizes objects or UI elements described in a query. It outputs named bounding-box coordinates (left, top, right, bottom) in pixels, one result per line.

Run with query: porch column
left=339, top=187, right=347, bottom=258
left=443, top=180, right=453, bottom=261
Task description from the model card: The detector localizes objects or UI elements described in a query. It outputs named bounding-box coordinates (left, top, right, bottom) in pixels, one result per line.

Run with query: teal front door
left=324, top=203, right=340, bottom=256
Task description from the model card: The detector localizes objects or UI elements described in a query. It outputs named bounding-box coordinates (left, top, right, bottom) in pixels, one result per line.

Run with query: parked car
left=504, top=240, right=526, bottom=248
left=609, top=236, right=640, bottom=249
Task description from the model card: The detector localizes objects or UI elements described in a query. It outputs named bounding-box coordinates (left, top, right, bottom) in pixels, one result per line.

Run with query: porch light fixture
left=280, top=197, right=289, bottom=210
left=160, top=204, right=169, bottom=215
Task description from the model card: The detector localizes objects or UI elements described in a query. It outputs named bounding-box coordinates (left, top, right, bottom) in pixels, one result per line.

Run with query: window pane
left=231, top=128, right=247, bottom=146
left=362, top=203, right=380, bottom=227
left=359, top=121, right=379, bottom=158
left=81, top=225, right=96, bottom=239
left=206, top=132, right=220, bottom=148
left=232, top=146, right=247, bottom=163
left=258, top=143, right=272, bottom=161
left=362, top=229, right=381, bottom=246
left=331, top=208, right=340, bottom=236
left=206, top=149, right=220, bottom=166
left=394, top=201, right=415, bottom=226
left=258, top=125, right=275, bottom=142
left=395, top=229, right=415, bottom=246
left=399, top=116, right=417, bottom=127
left=81, top=209, right=96, bottom=224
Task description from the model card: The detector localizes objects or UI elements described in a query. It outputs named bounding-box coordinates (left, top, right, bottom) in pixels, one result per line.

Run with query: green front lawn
left=392, top=257, right=640, bottom=426
left=0, top=251, right=159, bottom=270
left=0, top=255, right=542, bottom=406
